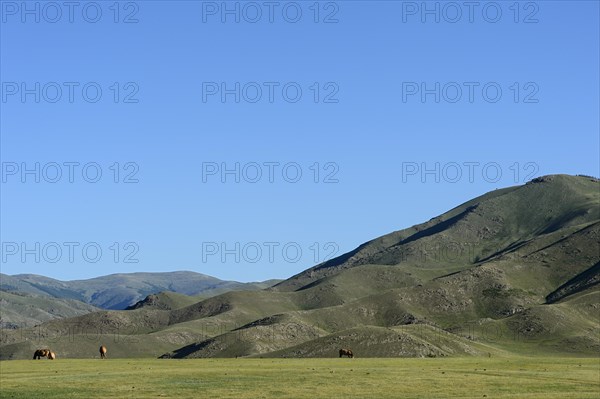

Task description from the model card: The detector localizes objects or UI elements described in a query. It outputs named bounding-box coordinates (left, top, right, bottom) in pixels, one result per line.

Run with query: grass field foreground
left=0, top=357, right=598, bottom=399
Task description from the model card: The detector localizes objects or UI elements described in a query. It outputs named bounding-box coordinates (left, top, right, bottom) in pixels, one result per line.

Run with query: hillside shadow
left=545, top=261, right=600, bottom=304
left=391, top=205, right=478, bottom=248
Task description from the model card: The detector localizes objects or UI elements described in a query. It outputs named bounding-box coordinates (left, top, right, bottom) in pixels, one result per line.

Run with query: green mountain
left=1, top=175, right=598, bottom=360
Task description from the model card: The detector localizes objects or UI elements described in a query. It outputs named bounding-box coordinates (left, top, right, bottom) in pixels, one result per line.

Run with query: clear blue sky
left=1, top=1, right=598, bottom=282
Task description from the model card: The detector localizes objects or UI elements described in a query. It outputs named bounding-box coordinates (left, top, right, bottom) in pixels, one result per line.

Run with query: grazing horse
left=339, top=348, right=354, bottom=358
left=47, top=352, right=56, bottom=360
left=33, top=349, right=50, bottom=359
left=99, top=346, right=107, bottom=359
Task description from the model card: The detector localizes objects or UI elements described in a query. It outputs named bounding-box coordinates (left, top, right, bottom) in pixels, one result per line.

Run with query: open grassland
left=1, top=357, right=598, bottom=399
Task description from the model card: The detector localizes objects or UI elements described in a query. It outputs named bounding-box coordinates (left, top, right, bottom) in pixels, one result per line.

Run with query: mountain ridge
left=1, top=174, right=598, bottom=360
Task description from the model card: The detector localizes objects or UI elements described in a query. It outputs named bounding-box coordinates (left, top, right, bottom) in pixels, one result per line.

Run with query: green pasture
left=1, top=356, right=598, bottom=398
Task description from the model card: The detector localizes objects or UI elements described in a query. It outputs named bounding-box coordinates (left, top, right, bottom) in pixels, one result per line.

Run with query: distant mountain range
left=1, top=175, right=598, bottom=360
left=0, top=272, right=280, bottom=327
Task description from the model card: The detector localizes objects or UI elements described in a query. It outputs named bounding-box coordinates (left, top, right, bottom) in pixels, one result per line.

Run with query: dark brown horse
left=99, top=345, right=107, bottom=359
left=33, top=349, right=50, bottom=359
left=339, top=348, right=354, bottom=358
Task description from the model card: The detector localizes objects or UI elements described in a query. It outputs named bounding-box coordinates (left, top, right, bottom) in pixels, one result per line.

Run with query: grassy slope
left=276, top=175, right=600, bottom=291
left=0, top=291, right=99, bottom=329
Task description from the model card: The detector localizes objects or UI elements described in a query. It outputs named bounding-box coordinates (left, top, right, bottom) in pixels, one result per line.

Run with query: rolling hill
left=1, top=174, right=598, bottom=360
left=0, top=272, right=281, bottom=329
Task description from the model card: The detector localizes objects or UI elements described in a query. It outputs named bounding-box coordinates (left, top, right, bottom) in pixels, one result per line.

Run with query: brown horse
left=47, top=351, right=56, bottom=360
left=99, top=346, right=107, bottom=359
left=33, top=349, right=50, bottom=359
left=339, top=348, right=354, bottom=358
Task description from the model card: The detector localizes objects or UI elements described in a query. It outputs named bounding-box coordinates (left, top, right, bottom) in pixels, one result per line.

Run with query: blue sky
left=1, top=0, right=599, bottom=282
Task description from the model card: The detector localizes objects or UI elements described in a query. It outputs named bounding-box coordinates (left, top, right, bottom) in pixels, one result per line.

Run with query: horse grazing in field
left=47, top=352, right=56, bottom=360
left=339, top=348, right=354, bottom=358
left=33, top=349, right=50, bottom=359
left=99, top=346, right=107, bottom=359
